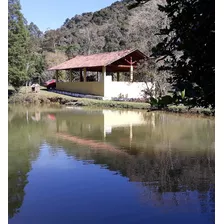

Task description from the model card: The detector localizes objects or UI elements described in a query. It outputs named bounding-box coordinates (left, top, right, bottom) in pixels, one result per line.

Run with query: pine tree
left=8, top=0, right=30, bottom=91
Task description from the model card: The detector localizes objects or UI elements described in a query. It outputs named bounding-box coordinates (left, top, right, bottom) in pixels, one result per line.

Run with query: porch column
left=130, top=65, right=133, bottom=82
left=117, top=72, right=120, bottom=81
left=102, top=66, right=106, bottom=82
left=83, top=68, right=87, bottom=82
left=79, top=69, right=82, bottom=82
left=55, top=70, right=58, bottom=82
left=69, top=70, right=72, bottom=82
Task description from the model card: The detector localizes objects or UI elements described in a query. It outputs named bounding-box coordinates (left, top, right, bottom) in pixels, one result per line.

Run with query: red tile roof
left=48, top=49, right=147, bottom=71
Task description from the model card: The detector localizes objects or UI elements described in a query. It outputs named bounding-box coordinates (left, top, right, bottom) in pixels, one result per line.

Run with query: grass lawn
left=8, top=86, right=150, bottom=110
left=8, top=86, right=214, bottom=116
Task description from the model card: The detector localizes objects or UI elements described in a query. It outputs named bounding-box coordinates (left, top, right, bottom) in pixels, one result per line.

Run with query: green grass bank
left=8, top=86, right=214, bottom=116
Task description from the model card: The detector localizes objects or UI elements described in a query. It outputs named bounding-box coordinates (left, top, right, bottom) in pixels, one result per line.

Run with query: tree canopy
left=8, top=0, right=45, bottom=90
left=8, top=0, right=30, bottom=90
left=131, top=0, right=215, bottom=108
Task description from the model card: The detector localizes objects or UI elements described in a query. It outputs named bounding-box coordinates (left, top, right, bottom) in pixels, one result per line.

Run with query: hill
left=42, top=0, right=167, bottom=57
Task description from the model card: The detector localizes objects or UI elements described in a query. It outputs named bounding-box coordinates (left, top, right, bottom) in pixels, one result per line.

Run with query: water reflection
left=8, top=106, right=58, bottom=218
left=8, top=106, right=215, bottom=223
left=8, top=112, right=41, bottom=217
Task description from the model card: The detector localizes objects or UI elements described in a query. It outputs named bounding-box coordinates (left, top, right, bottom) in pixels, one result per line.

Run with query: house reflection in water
left=54, top=109, right=152, bottom=148
left=102, top=109, right=148, bottom=138
left=51, top=108, right=214, bottom=221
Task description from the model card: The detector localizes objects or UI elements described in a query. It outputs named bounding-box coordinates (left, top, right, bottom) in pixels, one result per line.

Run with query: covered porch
left=48, top=49, right=152, bottom=100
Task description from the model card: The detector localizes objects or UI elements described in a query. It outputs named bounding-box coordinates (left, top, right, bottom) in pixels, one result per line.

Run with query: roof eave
left=105, top=48, right=149, bottom=66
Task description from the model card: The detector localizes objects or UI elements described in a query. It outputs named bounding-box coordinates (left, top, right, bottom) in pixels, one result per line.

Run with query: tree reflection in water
left=8, top=106, right=215, bottom=221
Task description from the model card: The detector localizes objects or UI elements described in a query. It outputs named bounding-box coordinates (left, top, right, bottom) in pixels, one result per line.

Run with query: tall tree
left=26, top=22, right=45, bottom=83
left=8, top=0, right=30, bottom=91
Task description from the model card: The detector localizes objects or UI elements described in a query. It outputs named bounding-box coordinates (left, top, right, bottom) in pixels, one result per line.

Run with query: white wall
left=56, top=75, right=153, bottom=99
left=104, top=76, right=152, bottom=99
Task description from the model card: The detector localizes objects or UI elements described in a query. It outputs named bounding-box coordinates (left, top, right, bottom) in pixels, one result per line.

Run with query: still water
left=8, top=105, right=215, bottom=224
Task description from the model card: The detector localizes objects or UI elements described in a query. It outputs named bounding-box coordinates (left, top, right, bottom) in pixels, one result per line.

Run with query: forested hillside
left=42, top=0, right=167, bottom=57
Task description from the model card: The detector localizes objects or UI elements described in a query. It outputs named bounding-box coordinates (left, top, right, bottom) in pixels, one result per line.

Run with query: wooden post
left=130, top=65, right=133, bottom=82
left=125, top=57, right=136, bottom=82
left=55, top=70, right=59, bottom=82
left=69, top=70, right=72, bottom=82
left=80, top=69, right=83, bottom=82
left=83, top=68, right=87, bottom=82
left=117, top=72, right=120, bottom=81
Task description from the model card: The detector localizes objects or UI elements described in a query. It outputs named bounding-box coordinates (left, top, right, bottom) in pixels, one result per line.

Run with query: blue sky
left=20, top=0, right=119, bottom=32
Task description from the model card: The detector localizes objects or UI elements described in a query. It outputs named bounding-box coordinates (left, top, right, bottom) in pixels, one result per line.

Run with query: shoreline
left=8, top=87, right=214, bottom=116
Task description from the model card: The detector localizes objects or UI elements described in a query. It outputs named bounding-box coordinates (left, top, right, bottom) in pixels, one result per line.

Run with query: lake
left=8, top=105, right=215, bottom=224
